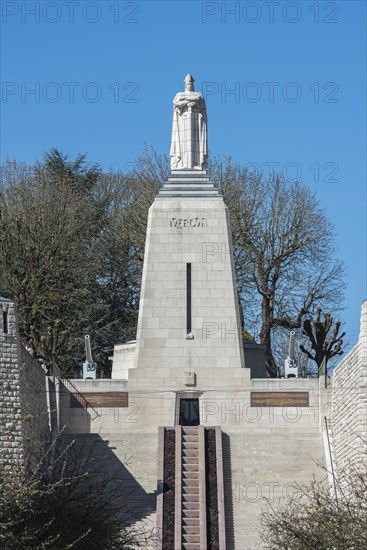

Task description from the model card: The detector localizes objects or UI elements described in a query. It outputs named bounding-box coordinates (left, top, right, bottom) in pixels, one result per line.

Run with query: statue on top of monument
left=170, top=74, right=208, bottom=170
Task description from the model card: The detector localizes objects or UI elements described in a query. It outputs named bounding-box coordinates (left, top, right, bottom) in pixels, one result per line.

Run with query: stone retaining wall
left=0, top=298, right=49, bottom=465
left=330, top=301, right=367, bottom=473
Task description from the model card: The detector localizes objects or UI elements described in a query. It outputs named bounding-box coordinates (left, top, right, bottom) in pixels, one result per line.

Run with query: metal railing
left=51, top=363, right=101, bottom=421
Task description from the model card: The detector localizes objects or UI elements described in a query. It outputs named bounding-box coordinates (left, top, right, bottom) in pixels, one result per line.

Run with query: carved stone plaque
left=184, top=371, right=196, bottom=386
left=70, top=392, right=129, bottom=408
left=250, top=392, right=309, bottom=407
left=170, top=217, right=206, bottom=228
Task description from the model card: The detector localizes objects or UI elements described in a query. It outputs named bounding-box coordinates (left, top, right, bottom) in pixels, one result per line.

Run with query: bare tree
left=260, top=452, right=367, bottom=549
left=0, top=428, right=153, bottom=550
left=117, top=147, right=169, bottom=259
left=1, top=151, right=344, bottom=379
left=211, top=158, right=345, bottom=377
left=300, top=308, right=345, bottom=376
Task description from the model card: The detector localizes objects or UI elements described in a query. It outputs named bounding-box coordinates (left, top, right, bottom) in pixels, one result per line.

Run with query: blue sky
left=1, top=0, right=366, bottom=349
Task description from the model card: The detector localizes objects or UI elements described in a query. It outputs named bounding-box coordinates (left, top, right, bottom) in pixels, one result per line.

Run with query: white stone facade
left=110, top=341, right=136, bottom=380
left=133, top=172, right=245, bottom=375
left=330, top=300, right=367, bottom=474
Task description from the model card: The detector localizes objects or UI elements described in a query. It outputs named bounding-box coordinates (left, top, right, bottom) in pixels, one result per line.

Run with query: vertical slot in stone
left=3, top=311, right=8, bottom=334
left=186, top=263, right=192, bottom=334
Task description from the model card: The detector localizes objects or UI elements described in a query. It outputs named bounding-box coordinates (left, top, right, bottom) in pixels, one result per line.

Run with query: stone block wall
left=0, top=299, right=23, bottom=462
left=0, top=298, right=49, bottom=465
left=331, top=300, right=367, bottom=473
left=19, top=347, right=50, bottom=460
left=134, top=195, right=245, bottom=372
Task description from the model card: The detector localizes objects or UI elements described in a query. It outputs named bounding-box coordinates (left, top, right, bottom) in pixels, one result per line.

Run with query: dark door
left=179, top=398, right=199, bottom=426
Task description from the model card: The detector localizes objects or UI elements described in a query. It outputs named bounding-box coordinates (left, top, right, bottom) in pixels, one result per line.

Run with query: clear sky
left=1, top=0, right=366, bottom=350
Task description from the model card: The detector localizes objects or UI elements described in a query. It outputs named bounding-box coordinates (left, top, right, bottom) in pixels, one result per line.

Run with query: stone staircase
left=158, top=169, right=220, bottom=198
left=181, top=427, right=200, bottom=549
left=157, top=426, right=226, bottom=549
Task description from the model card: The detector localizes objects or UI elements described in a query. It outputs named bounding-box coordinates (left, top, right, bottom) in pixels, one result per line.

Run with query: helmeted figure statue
left=170, top=74, right=208, bottom=170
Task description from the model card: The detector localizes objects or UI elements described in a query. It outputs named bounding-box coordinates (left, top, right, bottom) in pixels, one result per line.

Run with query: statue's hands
left=174, top=99, right=190, bottom=114
left=174, top=94, right=203, bottom=113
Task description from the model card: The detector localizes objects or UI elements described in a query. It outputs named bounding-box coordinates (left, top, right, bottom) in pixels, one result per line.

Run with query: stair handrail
left=51, top=363, right=101, bottom=421
left=324, top=416, right=338, bottom=504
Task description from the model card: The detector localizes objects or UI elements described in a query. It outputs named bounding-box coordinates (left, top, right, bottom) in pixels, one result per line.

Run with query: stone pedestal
left=133, top=170, right=245, bottom=375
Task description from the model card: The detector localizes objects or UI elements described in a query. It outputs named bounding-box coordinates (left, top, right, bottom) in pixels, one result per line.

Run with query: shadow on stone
left=222, top=432, right=235, bottom=549
left=59, top=433, right=157, bottom=527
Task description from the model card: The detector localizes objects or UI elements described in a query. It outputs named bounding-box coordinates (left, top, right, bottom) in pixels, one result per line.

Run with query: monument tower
left=118, top=74, right=250, bottom=431
left=108, top=78, right=330, bottom=548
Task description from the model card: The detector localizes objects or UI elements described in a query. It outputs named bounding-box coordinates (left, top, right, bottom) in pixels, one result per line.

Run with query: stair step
left=182, top=490, right=200, bottom=497
left=183, top=510, right=200, bottom=517
left=183, top=479, right=199, bottom=488
left=182, top=456, right=199, bottom=464
left=182, top=535, right=204, bottom=550
left=182, top=487, right=199, bottom=494
left=182, top=510, right=200, bottom=519
left=182, top=508, right=200, bottom=515
left=183, top=472, right=199, bottom=478
left=183, top=518, right=200, bottom=527
left=182, top=464, right=199, bottom=471
left=182, top=441, right=198, bottom=448
left=183, top=494, right=199, bottom=503
left=183, top=479, right=199, bottom=487
left=183, top=509, right=200, bottom=514
left=183, top=526, right=200, bottom=535
left=182, top=485, right=199, bottom=496
left=183, top=473, right=199, bottom=481
left=183, top=435, right=198, bottom=442
left=183, top=449, right=199, bottom=457
left=182, top=508, right=200, bottom=516
left=183, top=479, right=199, bottom=485
left=182, top=545, right=201, bottom=550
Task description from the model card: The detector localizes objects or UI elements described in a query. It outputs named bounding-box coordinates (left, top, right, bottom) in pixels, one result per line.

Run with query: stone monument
left=122, top=74, right=247, bottom=430
left=170, top=74, right=208, bottom=170
left=107, top=78, right=327, bottom=547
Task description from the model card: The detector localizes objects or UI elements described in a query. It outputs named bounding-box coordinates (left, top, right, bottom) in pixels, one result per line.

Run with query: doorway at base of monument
left=175, top=390, right=203, bottom=426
